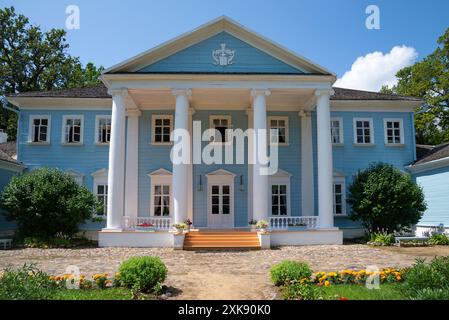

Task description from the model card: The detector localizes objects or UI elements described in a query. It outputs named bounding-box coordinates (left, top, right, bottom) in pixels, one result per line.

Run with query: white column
left=251, top=89, right=271, bottom=222
left=124, top=109, right=141, bottom=220
left=299, top=110, right=315, bottom=216
left=316, top=89, right=334, bottom=229
left=106, top=89, right=127, bottom=230
left=172, top=89, right=191, bottom=224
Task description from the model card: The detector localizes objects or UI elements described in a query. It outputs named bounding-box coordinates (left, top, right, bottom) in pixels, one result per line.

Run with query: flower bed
left=312, top=268, right=403, bottom=287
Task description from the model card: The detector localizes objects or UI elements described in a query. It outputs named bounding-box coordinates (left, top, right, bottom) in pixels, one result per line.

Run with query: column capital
left=126, top=109, right=141, bottom=117
left=315, top=89, right=335, bottom=97
left=298, top=110, right=311, bottom=118
left=172, top=88, right=192, bottom=97
left=108, top=88, right=128, bottom=97
left=251, top=89, right=271, bottom=97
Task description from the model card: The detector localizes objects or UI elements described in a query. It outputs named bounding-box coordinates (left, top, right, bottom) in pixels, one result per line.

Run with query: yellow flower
left=324, top=281, right=331, bottom=287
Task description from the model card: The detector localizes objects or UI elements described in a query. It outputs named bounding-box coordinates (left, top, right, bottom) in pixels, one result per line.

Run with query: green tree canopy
left=383, top=28, right=449, bottom=145
left=0, top=6, right=103, bottom=140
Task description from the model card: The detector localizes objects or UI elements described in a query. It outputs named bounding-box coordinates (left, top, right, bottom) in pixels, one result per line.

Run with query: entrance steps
left=183, top=230, right=260, bottom=250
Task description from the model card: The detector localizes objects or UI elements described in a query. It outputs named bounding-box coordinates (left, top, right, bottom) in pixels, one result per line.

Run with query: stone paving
left=1, top=245, right=448, bottom=299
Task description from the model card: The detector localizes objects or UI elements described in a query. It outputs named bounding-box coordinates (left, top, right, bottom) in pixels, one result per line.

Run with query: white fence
left=123, top=216, right=172, bottom=230
left=269, top=216, right=319, bottom=230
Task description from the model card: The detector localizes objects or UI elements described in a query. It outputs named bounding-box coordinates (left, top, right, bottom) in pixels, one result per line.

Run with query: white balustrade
left=123, top=216, right=172, bottom=231
left=269, top=216, right=319, bottom=230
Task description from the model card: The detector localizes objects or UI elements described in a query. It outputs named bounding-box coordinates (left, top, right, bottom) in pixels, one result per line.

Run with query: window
left=153, top=185, right=170, bottom=216
left=62, top=115, right=83, bottom=144
left=330, top=118, right=343, bottom=144
left=271, top=184, right=288, bottom=216
left=353, top=118, right=374, bottom=144
left=333, top=178, right=346, bottom=216
left=209, top=116, right=232, bottom=143
left=152, top=115, right=172, bottom=144
left=29, top=115, right=50, bottom=143
left=95, top=115, right=111, bottom=144
left=268, top=116, right=289, bottom=145
left=384, top=119, right=404, bottom=145
left=96, top=184, right=108, bottom=216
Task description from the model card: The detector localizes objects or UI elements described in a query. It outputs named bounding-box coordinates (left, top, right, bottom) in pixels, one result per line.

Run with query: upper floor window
left=268, top=116, right=289, bottom=145
left=62, top=115, right=83, bottom=144
left=95, top=115, right=111, bottom=144
left=333, top=178, right=346, bottom=216
left=29, top=115, right=50, bottom=143
left=152, top=115, right=172, bottom=144
left=330, top=117, right=343, bottom=145
left=353, top=118, right=374, bottom=144
left=209, top=115, right=232, bottom=144
left=384, top=119, right=404, bottom=145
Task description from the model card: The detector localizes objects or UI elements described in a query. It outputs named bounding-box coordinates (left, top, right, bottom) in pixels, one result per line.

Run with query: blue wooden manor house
left=2, top=17, right=435, bottom=249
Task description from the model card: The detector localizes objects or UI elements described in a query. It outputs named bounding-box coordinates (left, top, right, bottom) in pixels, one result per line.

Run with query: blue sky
left=3, top=0, right=449, bottom=90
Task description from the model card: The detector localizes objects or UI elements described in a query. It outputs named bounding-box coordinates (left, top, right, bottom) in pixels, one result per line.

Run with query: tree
left=347, top=162, right=426, bottom=232
left=0, top=168, right=98, bottom=240
left=0, top=6, right=103, bottom=140
left=383, top=28, right=449, bottom=145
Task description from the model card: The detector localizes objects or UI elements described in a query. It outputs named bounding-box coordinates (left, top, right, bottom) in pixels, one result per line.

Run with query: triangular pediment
left=91, top=168, right=108, bottom=178
left=270, top=168, right=292, bottom=178
left=148, top=168, right=172, bottom=176
left=206, top=169, right=236, bottom=177
left=104, top=16, right=334, bottom=76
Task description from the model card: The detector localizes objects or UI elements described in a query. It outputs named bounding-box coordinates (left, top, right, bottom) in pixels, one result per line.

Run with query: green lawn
left=322, top=284, right=407, bottom=300
left=50, top=288, right=156, bottom=300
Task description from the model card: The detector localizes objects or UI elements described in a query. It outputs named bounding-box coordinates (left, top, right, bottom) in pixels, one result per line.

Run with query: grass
left=50, top=288, right=156, bottom=300
left=322, top=283, right=406, bottom=300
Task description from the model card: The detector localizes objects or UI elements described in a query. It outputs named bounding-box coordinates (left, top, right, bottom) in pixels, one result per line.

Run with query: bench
left=395, top=236, right=429, bottom=247
left=0, top=239, right=12, bottom=250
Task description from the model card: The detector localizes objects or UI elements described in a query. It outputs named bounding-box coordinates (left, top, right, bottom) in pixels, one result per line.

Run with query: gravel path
left=1, top=245, right=448, bottom=300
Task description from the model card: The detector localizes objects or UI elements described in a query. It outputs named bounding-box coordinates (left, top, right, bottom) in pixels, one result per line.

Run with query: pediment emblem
left=212, top=43, right=235, bottom=66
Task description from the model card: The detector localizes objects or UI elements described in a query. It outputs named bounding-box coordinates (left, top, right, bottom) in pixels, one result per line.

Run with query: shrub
left=0, top=168, right=97, bottom=241
left=403, top=256, right=449, bottom=299
left=367, top=230, right=395, bottom=246
left=282, top=282, right=325, bottom=300
left=0, top=264, right=58, bottom=300
left=429, top=234, right=449, bottom=245
left=270, top=261, right=312, bottom=286
left=348, top=162, right=426, bottom=232
left=119, top=256, right=167, bottom=293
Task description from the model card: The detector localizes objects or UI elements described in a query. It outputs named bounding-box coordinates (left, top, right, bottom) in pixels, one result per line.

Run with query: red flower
left=339, top=297, right=349, bottom=301
left=138, top=223, right=154, bottom=227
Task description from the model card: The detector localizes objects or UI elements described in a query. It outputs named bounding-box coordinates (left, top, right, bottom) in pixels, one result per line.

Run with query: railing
left=269, top=216, right=319, bottom=230
left=123, top=216, right=172, bottom=231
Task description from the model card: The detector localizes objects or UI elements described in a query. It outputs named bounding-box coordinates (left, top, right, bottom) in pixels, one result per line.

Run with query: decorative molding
left=171, top=89, right=192, bottom=97
left=206, top=168, right=236, bottom=177
left=126, top=109, right=142, bottom=117
left=315, top=89, right=335, bottom=97
left=298, top=110, right=311, bottom=117
left=212, top=43, right=235, bottom=66
left=251, top=89, right=271, bottom=97
left=148, top=168, right=172, bottom=176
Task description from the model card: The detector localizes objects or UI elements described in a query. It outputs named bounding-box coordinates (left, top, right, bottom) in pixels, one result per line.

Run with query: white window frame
left=330, top=117, right=344, bottom=145
left=268, top=170, right=292, bottom=217
left=268, top=116, right=289, bottom=146
left=148, top=169, right=173, bottom=217
left=92, top=169, right=108, bottom=217
left=61, top=115, right=84, bottom=145
left=28, top=115, right=51, bottom=144
left=209, top=115, right=232, bottom=145
left=95, top=115, right=112, bottom=145
left=353, top=117, right=374, bottom=145
left=151, top=115, right=173, bottom=145
left=333, top=177, right=346, bottom=216
left=66, top=169, right=84, bottom=185
left=383, top=118, right=404, bottom=146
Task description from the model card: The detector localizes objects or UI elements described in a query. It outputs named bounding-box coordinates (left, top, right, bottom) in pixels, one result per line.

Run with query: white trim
left=28, top=115, right=51, bottom=144
left=66, top=169, right=84, bottom=185
left=383, top=118, right=404, bottom=145
left=333, top=176, right=346, bottom=216
left=268, top=116, right=289, bottom=146
left=353, top=117, right=374, bottom=145
left=331, top=100, right=421, bottom=112
left=92, top=168, right=108, bottom=218
left=61, top=115, right=84, bottom=145
left=151, top=115, right=173, bottom=145
left=208, top=115, right=233, bottom=145
left=407, top=156, right=449, bottom=174
left=95, top=115, right=112, bottom=145
left=8, top=97, right=111, bottom=109
left=330, top=117, right=343, bottom=145
left=148, top=169, right=173, bottom=217
left=269, top=169, right=292, bottom=217
left=206, top=170, right=235, bottom=228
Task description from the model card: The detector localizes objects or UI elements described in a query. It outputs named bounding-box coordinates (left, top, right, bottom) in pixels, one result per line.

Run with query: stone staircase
left=183, top=230, right=261, bottom=250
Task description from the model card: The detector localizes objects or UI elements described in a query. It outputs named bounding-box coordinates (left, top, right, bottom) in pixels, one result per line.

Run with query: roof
left=7, top=84, right=422, bottom=102
left=413, top=142, right=449, bottom=165
left=0, top=141, right=16, bottom=158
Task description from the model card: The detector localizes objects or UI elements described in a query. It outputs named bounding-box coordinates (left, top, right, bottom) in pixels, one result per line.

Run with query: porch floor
left=184, top=230, right=261, bottom=250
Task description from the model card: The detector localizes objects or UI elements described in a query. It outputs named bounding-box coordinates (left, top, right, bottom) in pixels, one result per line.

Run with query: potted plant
left=256, top=220, right=269, bottom=233
left=136, top=222, right=156, bottom=232
left=172, top=223, right=187, bottom=234
left=184, top=219, right=193, bottom=232
left=248, top=219, right=258, bottom=231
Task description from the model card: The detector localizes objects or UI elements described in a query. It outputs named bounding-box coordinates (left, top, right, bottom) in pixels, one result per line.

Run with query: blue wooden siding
left=414, top=166, right=449, bottom=227
left=139, top=32, right=304, bottom=74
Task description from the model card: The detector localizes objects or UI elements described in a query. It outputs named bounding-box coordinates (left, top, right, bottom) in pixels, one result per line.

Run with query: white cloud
left=335, top=46, right=418, bottom=92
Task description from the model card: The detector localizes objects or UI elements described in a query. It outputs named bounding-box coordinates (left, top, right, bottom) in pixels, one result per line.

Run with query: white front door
left=208, top=183, right=234, bottom=228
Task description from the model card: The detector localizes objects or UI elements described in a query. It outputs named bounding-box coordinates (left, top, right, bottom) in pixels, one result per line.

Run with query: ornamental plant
left=0, top=168, right=97, bottom=241
left=119, top=256, right=168, bottom=293
left=270, top=260, right=313, bottom=286
left=348, top=162, right=426, bottom=232
left=256, top=220, right=269, bottom=229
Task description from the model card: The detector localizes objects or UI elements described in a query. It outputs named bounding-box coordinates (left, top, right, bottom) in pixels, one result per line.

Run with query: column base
left=101, top=227, right=123, bottom=232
